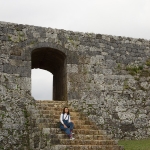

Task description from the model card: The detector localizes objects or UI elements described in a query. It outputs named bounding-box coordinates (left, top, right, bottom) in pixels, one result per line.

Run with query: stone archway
left=31, top=47, right=67, bottom=101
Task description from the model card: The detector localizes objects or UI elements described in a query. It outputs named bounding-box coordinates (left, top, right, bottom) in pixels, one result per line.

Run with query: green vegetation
left=125, top=58, right=150, bottom=77
left=83, top=68, right=88, bottom=75
left=126, top=65, right=143, bottom=76
left=30, top=40, right=36, bottom=45
left=23, top=108, right=31, bottom=149
left=145, top=58, right=150, bottom=66
left=123, top=79, right=129, bottom=90
left=23, top=109, right=30, bottom=118
left=8, top=35, right=12, bottom=41
left=0, top=113, right=5, bottom=119
left=117, top=63, right=122, bottom=70
left=140, top=70, right=150, bottom=77
left=118, top=139, right=150, bottom=150
left=18, top=31, right=25, bottom=37
left=88, top=104, right=93, bottom=107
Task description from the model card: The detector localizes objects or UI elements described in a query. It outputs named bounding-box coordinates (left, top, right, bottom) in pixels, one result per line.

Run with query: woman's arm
left=60, top=114, right=67, bottom=128
left=60, top=114, right=64, bottom=125
left=68, top=115, right=71, bottom=122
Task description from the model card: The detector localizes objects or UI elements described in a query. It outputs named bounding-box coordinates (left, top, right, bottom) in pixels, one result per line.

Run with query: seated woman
left=60, top=107, right=75, bottom=140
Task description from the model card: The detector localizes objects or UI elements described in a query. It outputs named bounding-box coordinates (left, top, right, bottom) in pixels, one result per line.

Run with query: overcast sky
left=31, top=69, right=53, bottom=100
left=0, top=0, right=150, bottom=100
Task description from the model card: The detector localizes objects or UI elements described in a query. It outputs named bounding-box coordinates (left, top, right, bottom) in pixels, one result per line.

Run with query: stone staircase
left=35, top=100, right=124, bottom=150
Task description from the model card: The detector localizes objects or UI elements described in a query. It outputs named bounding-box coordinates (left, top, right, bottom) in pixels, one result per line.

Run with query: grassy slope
left=118, top=139, right=150, bottom=150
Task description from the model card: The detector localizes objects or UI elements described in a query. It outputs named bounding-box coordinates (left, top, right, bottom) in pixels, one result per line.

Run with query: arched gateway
left=31, top=47, right=67, bottom=101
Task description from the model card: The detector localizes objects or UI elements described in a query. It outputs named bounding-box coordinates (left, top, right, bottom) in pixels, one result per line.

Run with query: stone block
left=98, top=117, right=105, bottom=124
left=99, top=43, right=105, bottom=48
left=134, top=118, right=148, bottom=128
left=68, top=91, right=80, bottom=99
left=0, top=85, right=7, bottom=97
left=102, top=69, right=112, bottom=75
left=115, top=106, right=127, bottom=112
left=6, top=82, right=17, bottom=90
left=9, top=59, right=24, bottom=66
left=94, top=74, right=104, bottom=84
left=3, top=64, right=12, bottom=74
left=0, top=65, right=3, bottom=72
left=86, top=99, right=98, bottom=105
left=42, top=128, right=50, bottom=134
left=120, top=123, right=136, bottom=132
left=145, top=101, right=150, bottom=106
left=140, top=81, right=150, bottom=90
left=20, top=77, right=31, bottom=90
left=67, top=64, right=78, bottom=73
left=118, top=112, right=135, bottom=121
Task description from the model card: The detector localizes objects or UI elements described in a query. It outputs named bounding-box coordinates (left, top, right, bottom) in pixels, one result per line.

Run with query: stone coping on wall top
left=0, top=21, right=150, bottom=42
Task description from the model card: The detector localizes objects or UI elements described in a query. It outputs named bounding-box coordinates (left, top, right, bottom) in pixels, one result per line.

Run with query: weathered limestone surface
left=0, top=21, right=150, bottom=149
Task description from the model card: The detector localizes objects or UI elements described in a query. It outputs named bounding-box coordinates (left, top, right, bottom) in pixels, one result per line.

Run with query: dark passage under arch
left=31, top=47, right=67, bottom=101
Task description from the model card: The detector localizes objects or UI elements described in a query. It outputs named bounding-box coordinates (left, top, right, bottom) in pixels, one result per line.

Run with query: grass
left=118, top=139, right=150, bottom=150
left=123, top=79, right=129, bottom=90
left=126, top=65, right=143, bottom=75
left=145, top=59, right=150, bottom=66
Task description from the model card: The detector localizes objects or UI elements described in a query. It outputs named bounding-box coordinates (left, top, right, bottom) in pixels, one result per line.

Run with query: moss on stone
left=0, top=121, right=2, bottom=128
left=8, top=35, right=12, bottom=41
left=1, top=113, right=5, bottom=119
left=140, top=70, right=150, bottom=77
left=126, top=65, right=143, bottom=76
left=116, top=63, right=122, bottom=70
left=23, top=108, right=31, bottom=149
left=145, top=58, right=150, bottom=66
left=123, top=79, right=129, bottom=90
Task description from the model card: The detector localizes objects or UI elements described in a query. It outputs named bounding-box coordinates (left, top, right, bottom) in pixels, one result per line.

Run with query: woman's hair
left=62, top=107, right=70, bottom=115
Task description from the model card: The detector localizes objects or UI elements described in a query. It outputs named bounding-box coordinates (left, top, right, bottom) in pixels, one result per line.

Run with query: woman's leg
left=66, top=122, right=75, bottom=139
left=60, top=123, right=71, bottom=136
left=65, top=128, right=71, bottom=136
left=61, top=122, right=74, bottom=139
left=68, top=122, right=74, bottom=131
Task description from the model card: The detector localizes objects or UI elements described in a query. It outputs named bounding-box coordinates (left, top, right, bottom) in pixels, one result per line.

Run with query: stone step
left=37, top=118, right=94, bottom=125
left=36, top=102, right=68, bottom=106
left=37, top=107, right=75, bottom=112
left=38, top=123, right=98, bottom=130
left=37, top=119, right=93, bottom=128
left=50, top=133, right=110, bottom=140
left=50, top=145, right=124, bottom=150
left=38, top=113, right=90, bottom=122
left=37, top=114, right=88, bottom=121
left=36, top=106, right=67, bottom=110
left=36, top=100, right=67, bottom=102
left=36, top=101, right=67, bottom=105
left=44, top=128, right=104, bottom=135
left=51, top=139, right=117, bottom=145
left=39, top=111, right=85, bottom=117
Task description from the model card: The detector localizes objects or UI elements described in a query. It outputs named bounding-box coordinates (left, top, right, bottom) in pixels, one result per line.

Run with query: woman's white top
left=60, top=113, right=71, bottom=124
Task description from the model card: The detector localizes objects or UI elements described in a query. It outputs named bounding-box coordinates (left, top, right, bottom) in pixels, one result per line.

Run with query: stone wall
left=67, top=34, right=150, bottom=139
left=0, top=22, right=43, bottom=149
left=0, top=21, right=150, bottom=148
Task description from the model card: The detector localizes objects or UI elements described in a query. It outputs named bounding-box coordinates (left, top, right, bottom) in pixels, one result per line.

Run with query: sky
left=31, top=69, right=53, bottom=100
left=0, top=0, right=150, bottom=100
